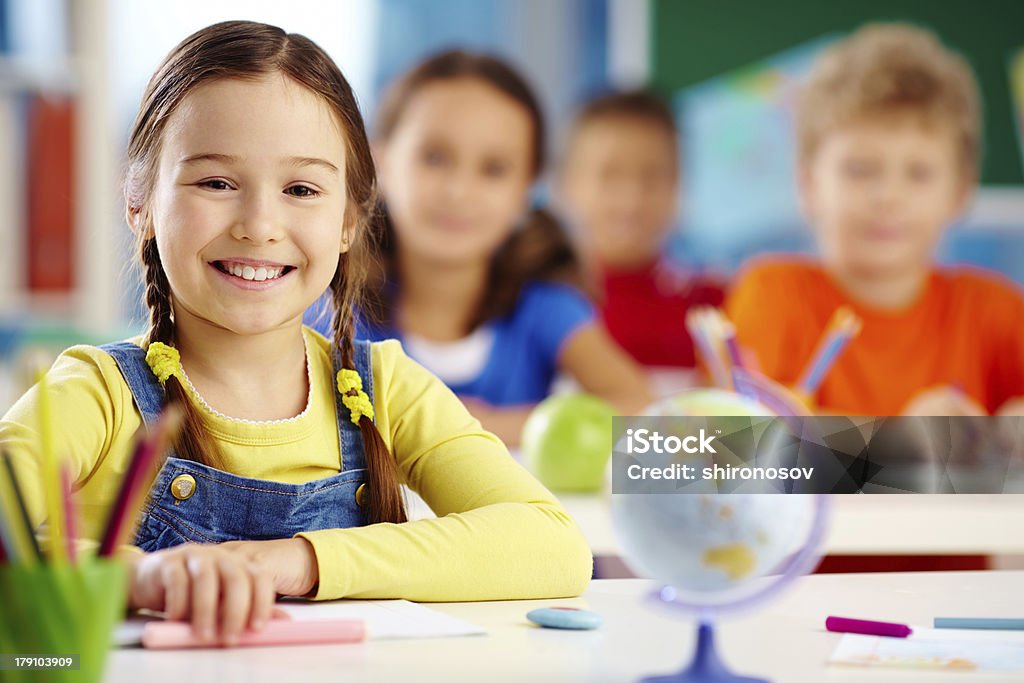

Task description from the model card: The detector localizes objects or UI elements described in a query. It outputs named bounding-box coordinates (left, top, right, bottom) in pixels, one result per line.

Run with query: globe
left=611, top=389, right=830, bottom=683
left=612, top=494, right=826, bottom=609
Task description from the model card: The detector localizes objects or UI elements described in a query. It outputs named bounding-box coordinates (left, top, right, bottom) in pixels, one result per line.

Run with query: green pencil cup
left=0, top=559, right=126, bottom=683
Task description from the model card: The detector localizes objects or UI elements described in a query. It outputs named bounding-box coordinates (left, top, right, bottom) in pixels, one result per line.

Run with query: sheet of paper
left=114, top=599, right=485, bottom=646
left=829, top=626, right=1024, bottom=672
left=276, top=598, right=486, bottom=639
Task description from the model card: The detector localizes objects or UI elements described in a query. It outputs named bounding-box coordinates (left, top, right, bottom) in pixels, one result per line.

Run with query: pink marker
left=142, top=618, right=366, bottom=649
left=826, top=616, right=912, bottom=638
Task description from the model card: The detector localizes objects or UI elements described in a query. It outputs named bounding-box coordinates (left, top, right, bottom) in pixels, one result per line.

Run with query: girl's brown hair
left=366, top=50, right=588, bottom=333
left=124, top=20, right=405, bottom=524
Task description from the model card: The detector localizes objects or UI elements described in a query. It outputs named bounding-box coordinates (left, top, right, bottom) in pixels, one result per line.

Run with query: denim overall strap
left=98, top=337, right=376, bottom=552
left=99, top=341, right=167, bottom=428
left=333, top=339, right=374, bottom=473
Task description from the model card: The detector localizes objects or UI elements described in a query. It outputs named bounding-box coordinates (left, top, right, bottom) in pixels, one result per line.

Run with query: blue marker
left=527, top=607, right=603, bottom=630
left=934, top=618, right=1024, bottom=630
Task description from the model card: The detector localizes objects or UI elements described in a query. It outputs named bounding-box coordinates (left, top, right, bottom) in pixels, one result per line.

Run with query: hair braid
left=140, top=235, right=225, bottom=470
left=332, top=257, right=406, bottom=524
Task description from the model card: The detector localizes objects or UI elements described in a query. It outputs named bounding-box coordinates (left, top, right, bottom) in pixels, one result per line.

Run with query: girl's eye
left=198, top=179, right=233, bottom=191
left=482, top=161, right=509, bottom=178
left=908, top=164, right=934, bottom=183
left=285, top=185, right=321, bottom=198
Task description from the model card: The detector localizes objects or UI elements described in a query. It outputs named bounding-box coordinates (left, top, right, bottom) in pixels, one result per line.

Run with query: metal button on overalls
left=170, top=474, right=197, bottom=501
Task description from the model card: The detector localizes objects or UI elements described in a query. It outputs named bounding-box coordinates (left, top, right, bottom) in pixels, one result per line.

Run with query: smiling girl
left=0, top=21, right=591, bottom=646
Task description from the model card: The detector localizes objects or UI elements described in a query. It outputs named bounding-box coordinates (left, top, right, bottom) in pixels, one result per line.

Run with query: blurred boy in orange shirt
left=557, top=92, right=725, bottom=370
left=727, top=23, right=1024, bottom=416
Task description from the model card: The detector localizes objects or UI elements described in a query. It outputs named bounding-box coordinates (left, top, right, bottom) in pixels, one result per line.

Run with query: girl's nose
left=231, top=190, right=286, bottom=243
left=441, top=166, right=474, bottom=202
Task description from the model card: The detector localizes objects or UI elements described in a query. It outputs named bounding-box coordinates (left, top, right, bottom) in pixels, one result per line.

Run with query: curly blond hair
left=795, top=22, right=981, bottom=174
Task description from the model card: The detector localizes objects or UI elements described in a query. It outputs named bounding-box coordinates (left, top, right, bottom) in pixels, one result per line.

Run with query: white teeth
left=220, top=262, right=286, bottom=282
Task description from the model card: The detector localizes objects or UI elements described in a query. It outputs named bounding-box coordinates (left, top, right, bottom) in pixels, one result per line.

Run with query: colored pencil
left=796, top=307, right=862, bottom=396
left=0, top=450, right=42, bottom=565
left=35, top=371, right=67, bottom=563
left=60, top=462, right=77, bottom=565
left=686, top=307, right=731, bottom=389
left=98, top=406, right=181, bottom=556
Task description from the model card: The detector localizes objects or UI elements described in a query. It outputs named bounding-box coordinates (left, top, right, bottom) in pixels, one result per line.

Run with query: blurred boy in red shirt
left=557, top=91, right=725, bottom=370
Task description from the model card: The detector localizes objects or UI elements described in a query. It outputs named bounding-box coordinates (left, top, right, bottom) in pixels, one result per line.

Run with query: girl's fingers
left=187, top=552, right=220, bottom=642
left=217, top=558, right=252, bottom=646
left=249, top=564, right=276, bottom=631
left=160, top=558, right=190, bottom=621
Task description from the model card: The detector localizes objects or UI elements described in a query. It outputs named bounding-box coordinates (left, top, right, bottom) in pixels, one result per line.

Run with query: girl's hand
left=995, top=397, right=1024, bottom=461
left=124, top=543, right=277, bottom=646
left=219, top=537, right=319, bottom=598
left=996, top=397, right=1024, bottom=417
left=902, top=386, right=987, bottom=417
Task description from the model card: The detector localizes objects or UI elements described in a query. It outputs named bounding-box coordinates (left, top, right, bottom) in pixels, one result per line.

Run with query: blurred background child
left=556, top=91, right=725, bottom=377
left=309, top=51, right=651, bottom=445
left=727, top=23, right=1024, bottom=416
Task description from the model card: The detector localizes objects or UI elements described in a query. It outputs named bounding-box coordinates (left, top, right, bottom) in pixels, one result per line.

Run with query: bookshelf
left=0, top=0, right=120, bottom=334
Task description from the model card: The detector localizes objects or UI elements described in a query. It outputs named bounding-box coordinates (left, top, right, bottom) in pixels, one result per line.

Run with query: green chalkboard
left=651, top=0, right=1024, bottom=184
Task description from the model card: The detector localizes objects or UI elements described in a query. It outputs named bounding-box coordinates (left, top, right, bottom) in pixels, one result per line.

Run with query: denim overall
left=100, top=340, right=372, bottom=551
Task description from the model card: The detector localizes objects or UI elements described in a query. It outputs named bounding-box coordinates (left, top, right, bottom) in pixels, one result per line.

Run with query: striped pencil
left=686, top=308, right=730, bottom=388
left=796, top=307, right=862, bottom=396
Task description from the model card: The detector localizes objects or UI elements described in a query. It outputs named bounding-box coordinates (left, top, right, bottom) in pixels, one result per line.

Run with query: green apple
left=522, top=393, right=615, bottom=492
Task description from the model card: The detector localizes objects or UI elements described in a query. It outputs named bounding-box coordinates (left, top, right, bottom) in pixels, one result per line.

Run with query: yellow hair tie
left=337, top=368, right=374, bottom=424
left=146, top=342, right=181, bottom=384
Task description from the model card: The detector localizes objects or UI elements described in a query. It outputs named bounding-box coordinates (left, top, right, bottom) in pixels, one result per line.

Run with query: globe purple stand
left=641, top=621, right=767, bottom=683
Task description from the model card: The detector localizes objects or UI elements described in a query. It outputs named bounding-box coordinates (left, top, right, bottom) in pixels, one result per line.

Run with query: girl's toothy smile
left=211, top=260, right=296, bottom=288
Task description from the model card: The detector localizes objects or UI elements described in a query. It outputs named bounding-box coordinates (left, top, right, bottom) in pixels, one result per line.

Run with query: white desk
left=406, top=489, right=1024, bottom=557
left=105, top=571, right=1024, bottom=682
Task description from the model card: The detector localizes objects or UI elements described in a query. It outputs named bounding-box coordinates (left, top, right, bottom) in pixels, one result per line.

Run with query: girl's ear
left=340, top=207, right=357, bottom=254
left=127, top=205, right=155, bottom=239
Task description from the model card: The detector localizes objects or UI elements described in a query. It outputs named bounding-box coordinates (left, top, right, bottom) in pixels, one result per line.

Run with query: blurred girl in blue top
left=309, top=50, right=650, bottom=445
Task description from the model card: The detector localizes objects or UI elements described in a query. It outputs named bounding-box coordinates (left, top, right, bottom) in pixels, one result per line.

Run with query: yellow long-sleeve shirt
left=0, top=327, right=592, bottom=601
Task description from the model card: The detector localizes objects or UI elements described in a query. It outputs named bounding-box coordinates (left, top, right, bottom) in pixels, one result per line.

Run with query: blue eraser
left=527, top=607, right=603, bottom=630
